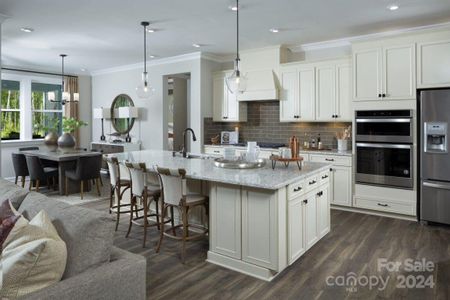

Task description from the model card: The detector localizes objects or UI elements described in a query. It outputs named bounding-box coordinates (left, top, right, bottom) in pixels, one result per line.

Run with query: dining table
left=19, top=149, right=102, bottom=195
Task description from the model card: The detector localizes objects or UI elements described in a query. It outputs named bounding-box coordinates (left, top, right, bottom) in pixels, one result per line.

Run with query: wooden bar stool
left=125, top=162, right=165, bottom=248
left=105, top=156, right=132, bottom=231
left=155, top=167, right=209, bottom=263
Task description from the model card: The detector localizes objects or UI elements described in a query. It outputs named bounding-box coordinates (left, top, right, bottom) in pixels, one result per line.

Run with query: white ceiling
left=1, top=0, right=450, bottom=74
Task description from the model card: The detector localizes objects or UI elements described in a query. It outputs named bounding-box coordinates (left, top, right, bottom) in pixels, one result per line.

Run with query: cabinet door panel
left=298, top=67, right=315, bottom=120
left=417, top=40, right=450, bottom=88
left=304, top=193, right=318, bottom=250
left=336, top=63, right=352, bottom=120
left=383, top=44, right=416, bottom=100
left=225, top=84, right=239, bottom=120
left=316, top=65, right=336, bottom=121
left=210, top=183, right=242, bottom=259
left=353, top=49, right=381, bottom=101
left=288, top=197, right=304, bottom=264
left=331, top=166, right=352, bottom=207
left=213, top=76, right=225, bottom=121
left=317, top=185, right=330, bottom=238
left=242, top=188, right=278, bottom=270
left=280, top=70, right=298, bottom=122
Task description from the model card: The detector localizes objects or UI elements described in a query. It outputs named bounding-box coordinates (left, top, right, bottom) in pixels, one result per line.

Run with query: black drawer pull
left=317, top=191, right=323, bottom=197
left=303, top=199, right=308, bottom=204
left=293, top=187, right=302, bottom=192
left=377, top=203, right=389, bottom=207
left=325, top=158, right=334, bottom=162
left=322, top=175, right=328, bottom=179
left=214, top=150, right=220, bottom=153
left=309, top=180, right=316, bottom=185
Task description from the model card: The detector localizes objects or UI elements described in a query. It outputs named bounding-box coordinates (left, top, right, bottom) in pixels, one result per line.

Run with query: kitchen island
left=111, top=150, right=331, bottom=281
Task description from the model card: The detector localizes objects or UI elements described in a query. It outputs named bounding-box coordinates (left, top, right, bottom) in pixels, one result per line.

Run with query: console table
left=91, top=141, right=141, bottom=169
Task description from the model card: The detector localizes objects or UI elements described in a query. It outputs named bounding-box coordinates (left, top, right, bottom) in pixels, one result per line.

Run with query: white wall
left=91, top=54, right=220, bottom=153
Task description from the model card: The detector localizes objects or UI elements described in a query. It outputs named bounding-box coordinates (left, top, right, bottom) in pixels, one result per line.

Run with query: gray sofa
left=0, top=178, right=146, bottom=300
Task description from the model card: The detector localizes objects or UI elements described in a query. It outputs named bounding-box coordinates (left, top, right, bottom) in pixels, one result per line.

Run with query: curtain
left=64, top=76, right=80, bottom=146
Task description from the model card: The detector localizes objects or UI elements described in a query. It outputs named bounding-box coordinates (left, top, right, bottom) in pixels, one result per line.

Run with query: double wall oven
left=355, top=110, right=413, bottom=189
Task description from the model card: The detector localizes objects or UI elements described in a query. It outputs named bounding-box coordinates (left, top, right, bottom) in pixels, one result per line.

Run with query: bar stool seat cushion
left=185, top=194, right=207, bottom=205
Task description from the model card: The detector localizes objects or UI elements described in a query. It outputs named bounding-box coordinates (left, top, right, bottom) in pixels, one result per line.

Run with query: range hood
left=237, top=69, right=279, bottom=101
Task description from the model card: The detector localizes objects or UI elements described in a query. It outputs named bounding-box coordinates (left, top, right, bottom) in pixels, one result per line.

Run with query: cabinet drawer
left=309, top=154, right=351, bottom=167
left=288, top=180, right=306, bottom=199
left=354, top=197, right=415, bottom=216
left=318, top=170, right=330, bottom=186
left=204, top=147, right=223, bottom=155
left=304, top=175, right=319, bottom=193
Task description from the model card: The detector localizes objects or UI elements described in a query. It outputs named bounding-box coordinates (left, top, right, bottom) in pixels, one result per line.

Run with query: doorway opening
left=166, top=73, right=190, bottom=151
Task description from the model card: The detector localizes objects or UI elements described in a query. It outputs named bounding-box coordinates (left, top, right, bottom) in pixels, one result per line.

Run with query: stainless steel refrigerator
left=420, top=89, right=450, bottom=224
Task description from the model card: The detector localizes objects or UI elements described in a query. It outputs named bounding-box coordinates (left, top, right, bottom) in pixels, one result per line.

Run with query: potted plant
left=38, top=116, right=61, bottom=151
left=57, top=117, right=88, bottom=149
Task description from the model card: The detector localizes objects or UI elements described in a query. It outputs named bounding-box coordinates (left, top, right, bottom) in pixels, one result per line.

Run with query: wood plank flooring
left=82, top=200, right=450, bottom=300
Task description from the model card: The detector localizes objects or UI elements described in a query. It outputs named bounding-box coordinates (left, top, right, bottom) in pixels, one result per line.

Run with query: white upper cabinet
left=353, top=44, right=416, bottom=101
left=280, top=58, right=350, bottom=122
left=417, top=40, right=450, bottom=88
left=213, top=71, right=247, bottom=122
left=298, top=67, right=316, bottom=121
left=315, top=65, right=335, bottom=121
left=279, top=68, right=299, bottom=122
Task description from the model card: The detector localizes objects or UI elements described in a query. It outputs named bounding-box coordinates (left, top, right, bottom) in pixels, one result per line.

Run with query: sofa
left=0, top=178, right=146, bottom=300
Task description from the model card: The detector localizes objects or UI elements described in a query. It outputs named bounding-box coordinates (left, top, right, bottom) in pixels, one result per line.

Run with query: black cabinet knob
left=378, top=94, right=382, bottom=98
left=382, top=93, right=386, bottom=98
left=303, top=199, right=308, bottom=204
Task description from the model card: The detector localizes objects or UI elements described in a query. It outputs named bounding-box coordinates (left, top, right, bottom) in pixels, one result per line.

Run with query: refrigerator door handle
left=423, top=181, right=450, bottom=190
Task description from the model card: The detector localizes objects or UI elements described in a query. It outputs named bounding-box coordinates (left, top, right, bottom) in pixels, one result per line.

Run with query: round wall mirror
left=111, top=94, right=135, bottom=134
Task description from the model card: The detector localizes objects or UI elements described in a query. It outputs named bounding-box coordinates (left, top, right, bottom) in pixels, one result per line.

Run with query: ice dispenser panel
left=424, top=122, right=448, bottom=153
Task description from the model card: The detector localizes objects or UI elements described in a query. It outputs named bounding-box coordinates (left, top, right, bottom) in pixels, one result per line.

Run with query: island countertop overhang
left=109, top=150, right=332, bottom=190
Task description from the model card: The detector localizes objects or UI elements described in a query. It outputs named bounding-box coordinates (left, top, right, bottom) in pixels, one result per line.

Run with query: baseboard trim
left=331, top=205, right=416, bottom=221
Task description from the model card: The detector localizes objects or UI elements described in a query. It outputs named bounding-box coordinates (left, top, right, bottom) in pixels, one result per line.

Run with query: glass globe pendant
left=226, top=0, right=247, bottom=94
left=136, top=21, right=154, bottom=99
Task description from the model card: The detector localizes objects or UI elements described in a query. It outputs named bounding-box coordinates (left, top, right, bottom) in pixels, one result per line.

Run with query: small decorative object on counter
left=211, top=135, right=220, bottom=145
left=289, top=136, right=300, bottom=158
left=246, top=141, right=260, bottom=162
left=303, top=133, right=309, bottom=149
left=223, top=148, right=236, bottom=160
left=336, top=125, right=352, bottom=152
left=278, top=147, right=292, bottom=159
left=269, top=155, right=303, bottom=170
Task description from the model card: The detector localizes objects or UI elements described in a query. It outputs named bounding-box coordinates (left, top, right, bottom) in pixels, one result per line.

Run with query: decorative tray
left=269, top=155, right=304, bottom=170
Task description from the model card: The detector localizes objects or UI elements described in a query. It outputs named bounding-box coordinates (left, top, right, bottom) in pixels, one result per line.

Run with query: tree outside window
left=1, top=80, right=21, bottom=140
left=31, top=82, right=63, bottom=139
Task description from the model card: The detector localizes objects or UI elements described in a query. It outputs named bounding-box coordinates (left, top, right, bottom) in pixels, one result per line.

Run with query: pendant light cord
left=236, top=0, right=240, bottom=61
left=143, top=23, right=147, bottom=74
left=60, top=54, right=66, bottom=95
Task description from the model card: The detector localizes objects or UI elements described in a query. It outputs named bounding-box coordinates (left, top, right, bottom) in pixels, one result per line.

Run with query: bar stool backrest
left=105, top=156, right=120, bottom=186
left=125, top=162, right=147, bottom=198
left=156, top=167, right=187, bottom=206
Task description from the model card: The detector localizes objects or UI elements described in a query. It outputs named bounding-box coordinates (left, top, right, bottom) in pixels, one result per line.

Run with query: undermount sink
left=214, top=158, right=266, bottom=169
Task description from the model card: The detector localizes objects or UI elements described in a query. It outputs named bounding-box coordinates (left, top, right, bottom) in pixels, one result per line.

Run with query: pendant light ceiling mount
left=49, top=54, right=79, bottom=105
left=136, top=21, right=155, bottom=99
left=226, top=0, right=247, bottom=95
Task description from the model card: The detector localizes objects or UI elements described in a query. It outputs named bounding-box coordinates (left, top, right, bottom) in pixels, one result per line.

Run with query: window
left=1, top=80, right=21, bottom=140
left=31, top=82, right=63, bottom=139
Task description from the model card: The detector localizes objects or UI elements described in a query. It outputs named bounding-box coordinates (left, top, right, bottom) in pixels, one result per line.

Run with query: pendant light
left=49, top=54, right=79, bottom=105
left=136, top=21, right=154, bottom=99
left=226, top=0, right=247, bottom=94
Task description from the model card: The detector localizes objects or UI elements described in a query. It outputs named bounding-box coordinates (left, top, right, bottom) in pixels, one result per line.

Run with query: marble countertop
left=110, top=150, right=331, bottom=190
left=204, top=144, right=353, bottom=157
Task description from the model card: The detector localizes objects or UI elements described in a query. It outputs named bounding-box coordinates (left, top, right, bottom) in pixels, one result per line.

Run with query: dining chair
left=65, top=154, right=102, bottom=199
left=25, top=155, right=58, bottom=192
left=155, top=167, right=208, bottom=263
left=105, top=156, right=132, bottom=231
left=19, top=146, right=58, bottom=168
left=125, top=162, right=166, bottom=248
left=11, top=153, right=29, bottom=188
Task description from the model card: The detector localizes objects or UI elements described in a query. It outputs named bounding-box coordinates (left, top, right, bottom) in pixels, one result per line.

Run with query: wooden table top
left=18, top=149, right=102, bottom=162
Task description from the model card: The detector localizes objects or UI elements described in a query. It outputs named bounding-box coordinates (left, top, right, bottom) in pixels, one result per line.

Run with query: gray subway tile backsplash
left=204, top=101, right=352, bottom=149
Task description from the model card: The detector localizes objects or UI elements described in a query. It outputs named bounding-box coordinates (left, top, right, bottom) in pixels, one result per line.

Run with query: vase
left=58, top=133, right=76, bottom=150
left=44, top=131, right=59, bottom=151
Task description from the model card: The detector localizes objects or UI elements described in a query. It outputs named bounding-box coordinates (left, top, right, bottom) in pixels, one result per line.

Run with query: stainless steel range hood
left=237, top=69, right=279, bottom=101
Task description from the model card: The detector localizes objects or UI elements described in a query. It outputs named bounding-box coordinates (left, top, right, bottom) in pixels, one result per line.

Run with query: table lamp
left=93, top=107, right=111, bottom=141
left=117, top=107, right=139, bottom=143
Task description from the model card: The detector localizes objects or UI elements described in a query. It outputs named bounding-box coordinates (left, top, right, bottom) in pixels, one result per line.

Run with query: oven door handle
left=356, top=143, right=411, bottom=149
left=356, top=118, right=411, bottom=123
left=423, top=181, right=450, bottom=190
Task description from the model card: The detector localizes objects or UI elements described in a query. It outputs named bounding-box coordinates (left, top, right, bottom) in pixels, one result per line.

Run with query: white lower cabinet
left=317, top=185, right=330, bottom=238
left=330, top=166, right=352, bottom=207
left=288, top=197, right=305, bottom=264
left=241, top=188, right=278, bottom=270
left=303, top=192, right=318, bottom=250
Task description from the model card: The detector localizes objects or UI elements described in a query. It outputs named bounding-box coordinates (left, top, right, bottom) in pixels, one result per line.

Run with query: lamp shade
left=93, top=108, right=111, bottom=119
left=73, top=92, right=80, bottom=101
left=117, top=107, right=139, bottom=118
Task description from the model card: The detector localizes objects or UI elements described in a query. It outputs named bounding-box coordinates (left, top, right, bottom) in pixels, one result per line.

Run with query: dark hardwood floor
left=82, top=200, right=450, bottom=300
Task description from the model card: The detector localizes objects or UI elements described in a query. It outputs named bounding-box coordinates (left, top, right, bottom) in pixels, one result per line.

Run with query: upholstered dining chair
left=125, top=162, right=167, bottom=248
left=155, top=167, right=208, bottom=263
left=65, top=154, right=102, bottom=199
left=19, top=146, right=58, bottom=168
left=24, top=155, right=58, bottom=192
left=12, top=153, right=29, bottom=187
left=105, top=156, right=132, bottom=231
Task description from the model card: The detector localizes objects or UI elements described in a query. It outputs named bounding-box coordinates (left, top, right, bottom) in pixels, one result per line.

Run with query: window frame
left=1, top=72, right=65, bottom=142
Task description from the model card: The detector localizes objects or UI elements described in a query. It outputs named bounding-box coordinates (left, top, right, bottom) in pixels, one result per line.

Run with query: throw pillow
left=0, top=199, right=21, bottom=251
left=1, top=210, right=67, bottom=299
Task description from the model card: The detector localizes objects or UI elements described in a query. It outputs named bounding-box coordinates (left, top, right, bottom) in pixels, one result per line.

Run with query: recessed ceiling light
left=80, top=68, right=87, bottom=72
left=20, top=27, right=34, bottom=33
left=269, top=28, right=280, bottom=33
left=228, top=5, right=239, bottom=11
left=149, top=55, right=156, bottom=59
left=192, top=43, right=202, bottom=48
left=147, top=28, right=156, bottom=33
left=387, top=4, right=399, bottom=11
